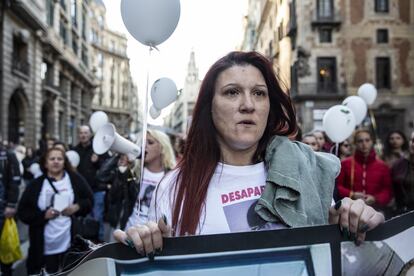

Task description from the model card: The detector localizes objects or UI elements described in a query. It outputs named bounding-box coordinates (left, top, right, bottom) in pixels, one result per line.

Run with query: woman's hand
left=113, top=216, right=171, bottom=257
left=329, top=197, right=384, bottom=245
left=62, top=204, right=80, bottom=216
left=45, top=207, right=60, bottom=220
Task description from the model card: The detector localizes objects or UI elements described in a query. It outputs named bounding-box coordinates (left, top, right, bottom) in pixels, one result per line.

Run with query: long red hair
left=172, top=51, right=297, bottom=235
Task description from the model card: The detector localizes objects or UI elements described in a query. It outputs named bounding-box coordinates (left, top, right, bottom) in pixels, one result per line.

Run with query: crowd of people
left=0, top=126, right=181, bottom=274
left=0, top=51, right=413, bottom=275
left=301, top=127, right=414, bottom=217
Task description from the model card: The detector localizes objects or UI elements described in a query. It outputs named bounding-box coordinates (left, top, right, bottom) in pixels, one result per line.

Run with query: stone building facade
left=90, top=0, right=139, bottom=136
left=1, top=0, right=140, bottom=148
left=242, top=0, right=414, bottom=140
left=0, top=0, right=96, bottom=148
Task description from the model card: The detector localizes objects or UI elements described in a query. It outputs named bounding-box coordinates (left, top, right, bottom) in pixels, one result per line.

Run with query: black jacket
left=96, top=155, right=139, bottom=229
left=74, top=142, right=108, bottom=192
left=17, top=171, right=93, bottom=275
left=0, top=147, right=21, bottom=227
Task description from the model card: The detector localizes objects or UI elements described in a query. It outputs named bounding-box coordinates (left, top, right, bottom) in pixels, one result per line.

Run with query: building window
left=12, top=34, right=29, bottom=76
left=71, top=0, right=77, bottom=27
left=317, top=0, right=333, bottom=19
left=81, top=45, right=88, bottom=66
left=72, top=32, right=78, bottom=55
left=97, top=52, right=104, bottom=66
left=377, top=29, right=388, bottom=43
left=60, top=0, right=66, bottom=10
left=319, top=28, right=332, bottom=43
left=60, top=20, right=67, bottom=44
left=47, top=0, right=54, bottom=26
left=375, top=0, right=389, bottom=12
left=82, top=6, right=87, bottom=40
left=376, top=57, right=391, bottom=89
left=317, top=57, right=337, bottom=93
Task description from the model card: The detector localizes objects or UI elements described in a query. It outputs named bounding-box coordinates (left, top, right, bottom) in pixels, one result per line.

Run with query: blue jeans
left=92, top=191, right=105, bottom=241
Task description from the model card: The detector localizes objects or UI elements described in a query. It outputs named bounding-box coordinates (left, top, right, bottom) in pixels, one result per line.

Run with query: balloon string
left=137, top=47, right=152, bottom=216
left=335, top=142, right=339, bottom=157
left=369, top=108, right=379, bottom=142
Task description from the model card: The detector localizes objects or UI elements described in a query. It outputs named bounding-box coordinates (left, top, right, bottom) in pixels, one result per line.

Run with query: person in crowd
left=53, top=141, right=69, bottom=152
left=36, top=136, right=56, bottom=158
left=337, top=129, right=393, bottom=214
left=173, top=135, right=186, bottom=164
left=22, top=147, right=38, bottom=183
left=96, top=154, right=139, bottom=239
left=74, top=125, right=108, bottom=241
left=338, top=139, right=353, bottom=160
left=0, top=138, right=21, bottom=276
left=313, top=130, right=333, bottom=153
left=17, top=147, right=93, bottom=274
left=331, top=139, right=353, bottom=161
left=126, top=129, right=176, bottom=228
left=301, top=133, right=320, bottom=151
left=382, top=130, right=409, bottom=168
left=14, top=145, right=26, bottom=175
left=391, top=131, right=414, bottom=214
left=113, top=51, right=384, bottom=255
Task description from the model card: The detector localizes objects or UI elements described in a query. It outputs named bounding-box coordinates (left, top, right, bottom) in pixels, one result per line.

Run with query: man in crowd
left=337, top=129, right=393, bottom=215
left=74, top=125, right=108, bottom=241
left=0, top=138, right=21, bottom=275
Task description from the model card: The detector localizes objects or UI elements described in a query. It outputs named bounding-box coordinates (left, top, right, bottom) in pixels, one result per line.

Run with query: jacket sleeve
left=4, top=150, right=22, bottom=207
left=17, top=181, right=47, bottom=226
left=73, top=172, right=94, bottom=216
left=336, top=162, right=351, bottom=199
left=96, top=155, right=118, bottom=183
left=373, top=165, right=393, bottom=206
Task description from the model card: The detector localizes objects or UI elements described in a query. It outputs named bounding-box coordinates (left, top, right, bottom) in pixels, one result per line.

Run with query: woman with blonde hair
left=126, top=129, right=176, bottom=228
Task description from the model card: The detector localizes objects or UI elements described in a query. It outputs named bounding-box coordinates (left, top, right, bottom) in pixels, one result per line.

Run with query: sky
left=102, top=0, right=248, bottom=125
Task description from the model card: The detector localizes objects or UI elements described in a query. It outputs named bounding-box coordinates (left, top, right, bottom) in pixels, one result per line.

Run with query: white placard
left=53, top=193, right=71, bottom=212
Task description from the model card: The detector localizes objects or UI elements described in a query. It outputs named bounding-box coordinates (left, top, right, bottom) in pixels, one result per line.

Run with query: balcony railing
left=290, top=82, right=346, bottom=101
left=12, top=56, right=30, bottom=77
left=311, top=11, right=341, bottom=28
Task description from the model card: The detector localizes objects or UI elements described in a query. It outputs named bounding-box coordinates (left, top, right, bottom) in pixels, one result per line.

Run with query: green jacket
left=255, top=136, right=340, bottom=227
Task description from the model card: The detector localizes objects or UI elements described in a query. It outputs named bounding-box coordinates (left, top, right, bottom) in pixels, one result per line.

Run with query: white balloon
left=29, top=163, right=42, bottom=178
left=323, top=105, right=356, bottom=143
left=120, top=0, right=181, bottom=47
left=151, top=78, right=178, bottom=110
left=89, top=111, right=108, bottom=133
left=342, top=96, right=367, bottom=125
left=66, top=150, right=80, bottom=168
left=149, top=105, right=161, bottom=119
left=357, top=83, right=377, bottom=105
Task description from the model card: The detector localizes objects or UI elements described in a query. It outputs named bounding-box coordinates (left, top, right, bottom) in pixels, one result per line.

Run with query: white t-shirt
left=37, top=172, right=74, bottom=255
left=127, top=168, right=165, bottom=228
left=148, top=162, right=286, bottom=235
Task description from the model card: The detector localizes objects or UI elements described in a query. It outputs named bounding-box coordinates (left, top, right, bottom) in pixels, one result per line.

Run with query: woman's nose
left=239, top=94, right=255, bottom=113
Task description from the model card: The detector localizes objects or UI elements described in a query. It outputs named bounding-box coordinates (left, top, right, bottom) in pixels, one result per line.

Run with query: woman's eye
left=224, top=88, right=239, bottom=96
left=253, top=90, right=267, bottom=97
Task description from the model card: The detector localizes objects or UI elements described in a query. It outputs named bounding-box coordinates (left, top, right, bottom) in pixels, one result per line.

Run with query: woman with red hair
left=114, top=51, right=384, bottom=255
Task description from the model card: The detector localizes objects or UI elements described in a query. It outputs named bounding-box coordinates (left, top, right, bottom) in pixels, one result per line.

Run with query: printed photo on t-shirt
left=222, top=185, right=286, bottom=232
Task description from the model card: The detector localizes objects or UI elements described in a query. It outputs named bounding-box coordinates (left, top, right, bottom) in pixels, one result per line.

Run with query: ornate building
left=168, top=51, right=201, bottom=134
left=90, top=0, right=139, bottom=136
left=242, top=0, right=414, bottom=139
left=0, top=0, right=140, bottom=148
left=0, top=0, right=96, bottom=147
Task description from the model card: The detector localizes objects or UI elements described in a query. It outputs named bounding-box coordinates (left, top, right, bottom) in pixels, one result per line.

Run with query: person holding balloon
left=114, top=51, right=385, bottom=255
left=336, top=129, right=393, bottom=215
